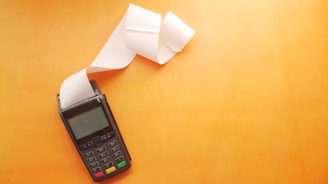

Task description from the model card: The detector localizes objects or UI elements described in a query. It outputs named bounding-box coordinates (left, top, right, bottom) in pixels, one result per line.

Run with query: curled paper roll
left=59, top=4, right=195, bottom=109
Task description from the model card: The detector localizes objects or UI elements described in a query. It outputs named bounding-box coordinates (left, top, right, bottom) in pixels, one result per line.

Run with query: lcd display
left=68, top=106, right=109, bottom=140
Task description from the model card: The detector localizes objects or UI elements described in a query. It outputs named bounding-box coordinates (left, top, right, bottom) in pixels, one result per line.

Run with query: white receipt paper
left=59, top=4, right=195, bottom=109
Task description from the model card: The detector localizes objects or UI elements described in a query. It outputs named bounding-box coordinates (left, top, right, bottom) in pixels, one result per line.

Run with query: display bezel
left=67, top=106, right=111, bottom=140
left=60, top=97, right=114, bottom=144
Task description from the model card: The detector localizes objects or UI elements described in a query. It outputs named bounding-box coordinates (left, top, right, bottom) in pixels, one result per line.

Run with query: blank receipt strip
left=59, top=4, right=195, bottom=108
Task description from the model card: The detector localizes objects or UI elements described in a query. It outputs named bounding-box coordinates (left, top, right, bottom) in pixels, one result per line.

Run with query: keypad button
left=87, top=141, right=94, bottom=148
left=107, top=132, right=115, bottom=139
left=115, top=156, right=124, bottom=163
left=113, top=151, right=122, bottom=158
left=92, top=166, right=101, bottom=173
left=104, top=162, right=114, bottom=168
left=117, top=160, right=127, bottom=168
left=108, top=140, right=117, bottom=147
left=105, top=166, right=116, bottom=174
left=101, top=156, right=111, bottom=163
left=80, top=144, right=88, bottom=150
left=100, top=135, right=108, bottom=141
left=94, top=171, right=104, bottom=178
left=96, top=146, right=107, bottom=153
left=93, top=136, right=102, bottom=146
left=89, top=161, right=99, bottom=167
left=98, top=151, right=109, bottom=158
left=84, top=151, right=94, bottom=157
left=87, top=156, right=97, bottom=163
left=111, top=145, right=120, bottom=153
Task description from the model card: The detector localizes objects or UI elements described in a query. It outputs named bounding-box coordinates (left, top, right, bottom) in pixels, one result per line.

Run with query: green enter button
left=117, top=161, right=127, bottom=168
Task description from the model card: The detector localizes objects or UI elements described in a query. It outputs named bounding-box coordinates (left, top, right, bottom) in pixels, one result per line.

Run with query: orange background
left=1, top=0, right=328, bottom=183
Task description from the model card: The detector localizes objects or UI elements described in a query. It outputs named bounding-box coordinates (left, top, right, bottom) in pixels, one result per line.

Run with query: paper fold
left=59, top=4, right=195, bottom=109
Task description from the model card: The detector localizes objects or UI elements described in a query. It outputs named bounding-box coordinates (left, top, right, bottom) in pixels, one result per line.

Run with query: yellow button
left=105, top=166, right=116, bottom=174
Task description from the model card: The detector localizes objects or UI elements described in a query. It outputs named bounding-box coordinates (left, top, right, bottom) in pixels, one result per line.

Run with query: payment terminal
left=57, top=80, right=131, bottom=182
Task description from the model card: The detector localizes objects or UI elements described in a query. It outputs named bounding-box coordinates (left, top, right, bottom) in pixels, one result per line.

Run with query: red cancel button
left=95, top=171, right=104, bottom=178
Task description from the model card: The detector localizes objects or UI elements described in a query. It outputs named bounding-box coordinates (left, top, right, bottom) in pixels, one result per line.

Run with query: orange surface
left=1, top=0, right=328, bottom=184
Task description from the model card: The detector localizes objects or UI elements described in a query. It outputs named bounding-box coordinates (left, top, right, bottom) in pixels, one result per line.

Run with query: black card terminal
left=57, top=80, right=131, bottom=182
